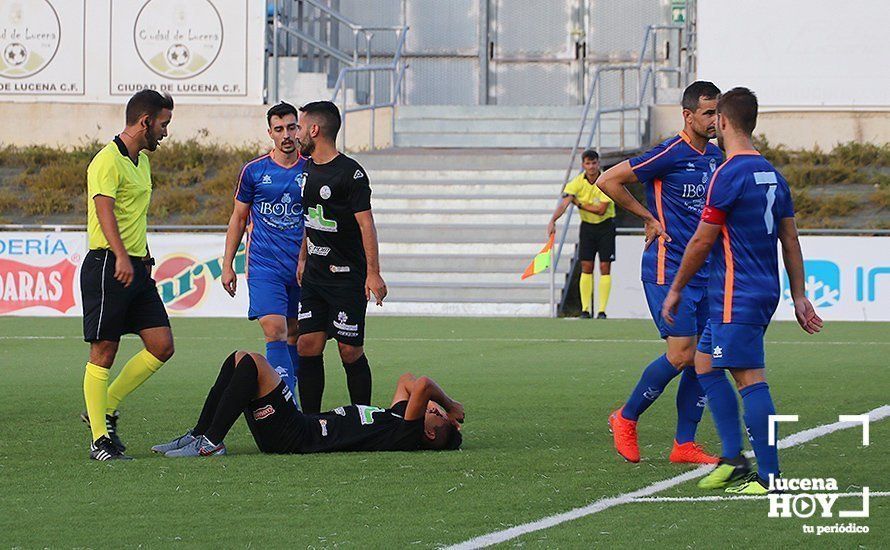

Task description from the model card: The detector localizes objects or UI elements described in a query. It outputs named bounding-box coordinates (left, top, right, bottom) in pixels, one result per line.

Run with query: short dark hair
left=681, top=81, right=721, bottom=111
left=718, top=87, right=759, bottom=135
left=266, top=101, right=298, bottom=127
left=125, top=89, right=174, bottom=126
left=581, top=149, right=599, bottom=162
left=299, top=101, right=341, bottom=140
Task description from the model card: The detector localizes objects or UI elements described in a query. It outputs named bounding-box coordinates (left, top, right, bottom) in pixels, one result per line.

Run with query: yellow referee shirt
left=563, top=172, right=615, bottom=224
left=86, top=137, right=152, bottom=257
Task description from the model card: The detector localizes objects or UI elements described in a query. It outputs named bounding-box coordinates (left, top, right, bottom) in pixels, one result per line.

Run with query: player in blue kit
left=663, top=87, right=823, bottom=494
left=221, top=102, right=307, bottom=396
left=596, top=81, right=723, bottom=464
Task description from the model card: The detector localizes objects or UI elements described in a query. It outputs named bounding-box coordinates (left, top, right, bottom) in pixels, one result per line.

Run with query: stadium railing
left=549, top=22, right=692, bottom=318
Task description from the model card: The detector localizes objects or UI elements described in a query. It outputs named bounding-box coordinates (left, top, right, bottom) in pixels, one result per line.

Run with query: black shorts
left=244, top=381, right=307, bottom=454
left=81, top=249, right=170, bottom=342
left=297, top=280, right=367, bottom=346
left=578, top=220, right=616, bottom=263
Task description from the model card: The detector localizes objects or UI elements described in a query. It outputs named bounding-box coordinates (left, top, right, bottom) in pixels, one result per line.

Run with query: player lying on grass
left=152, top=351, right=464, bottom=456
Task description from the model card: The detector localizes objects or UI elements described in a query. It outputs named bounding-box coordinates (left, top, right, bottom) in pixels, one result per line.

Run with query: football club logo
left=133, top=0, right=223, bottom=79
left=709, top=158, right=717, bottom=172
left=783, top=260, right=841, bottom=308
left=320, top=185, right=331, bottom=200
left=0, top=0, right=61, bottom=79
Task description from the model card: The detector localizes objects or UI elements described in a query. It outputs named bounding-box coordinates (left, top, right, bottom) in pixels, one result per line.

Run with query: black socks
left=192, top=351, right=237, bottom=436
left=343, top=354, right=372, bottom=406
left=204, top=354, right=259, bottom=445
left=298, top=354, right=325, bottom=414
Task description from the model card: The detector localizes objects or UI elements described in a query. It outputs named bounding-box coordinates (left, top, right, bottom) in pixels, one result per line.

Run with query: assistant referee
left=547, top=149, right=616, bottom=319
left=80, top=90, right=175, bottom=460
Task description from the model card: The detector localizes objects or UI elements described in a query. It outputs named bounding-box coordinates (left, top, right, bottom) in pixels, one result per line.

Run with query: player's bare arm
left=94, top=194, right=134, bottom=287
left=221, top=199, right=251, bottom=297
left=662, top=221, right=721, bottom=324
left=595, top=160, right=670, bottom=246
left=402, top=374, right=464, bottom=427
left=296, top=237, right=307, bottom=286
left=778, top=217, right=823, bottom=334
left=546, top=195, right=575, bottom=237
left=355, top=209, right=386, bottom=306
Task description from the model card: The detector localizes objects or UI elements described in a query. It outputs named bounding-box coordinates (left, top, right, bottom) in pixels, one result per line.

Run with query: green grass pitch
left=1, top=317, right=887, bottom=548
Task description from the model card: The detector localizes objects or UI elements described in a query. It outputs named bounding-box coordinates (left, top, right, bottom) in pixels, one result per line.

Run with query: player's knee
left=580, top=261, right=595, bottom=274
left=152, top=340, right=175, bottom=362
left=89, top=341, right=118, bottom=366
left=666, top=348, right=694, bottom=369
left=338, top=342, right=363, bottom=364
left=600, top=262, right=611, bottom=275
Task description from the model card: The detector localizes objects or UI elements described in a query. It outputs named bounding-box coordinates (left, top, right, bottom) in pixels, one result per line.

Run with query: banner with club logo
left=0, top=0, right=85, bottom=96
left=605, top=236, right=890, bottom=322
left=1, top=232, right=887, bottom=320
left=0, top=0, right=264, bottom=104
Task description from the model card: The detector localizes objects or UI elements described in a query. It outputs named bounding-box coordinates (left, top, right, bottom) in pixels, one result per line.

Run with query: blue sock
left=740, top=382, right=779, bottom=480
left=699, top=370, right=743, bottom=458
left=266, top=341, right=295, bottom=395
left=675, top=367, right=705, bottom=444
left=288, top=344, right=301, bottom=407
left=622, top=355, right=680, bottom=421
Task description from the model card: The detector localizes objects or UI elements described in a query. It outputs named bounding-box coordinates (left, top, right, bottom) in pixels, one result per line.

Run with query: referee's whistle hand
left=221, top=267, right=237, bottom=297
left=115, top=256, right=134, bottom=287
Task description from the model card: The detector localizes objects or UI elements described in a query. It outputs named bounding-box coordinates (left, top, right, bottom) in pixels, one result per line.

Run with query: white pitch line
left=629, top=491, right=890, bottom=503
left=445, top=405, right=890, bottom=550
left=1, top=335, right=888, bottom=346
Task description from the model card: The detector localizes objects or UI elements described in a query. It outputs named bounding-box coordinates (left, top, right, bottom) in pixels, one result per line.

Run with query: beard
left=145, top=124, right=161, bottom=151
left=299, top=137, right=314, bottom=157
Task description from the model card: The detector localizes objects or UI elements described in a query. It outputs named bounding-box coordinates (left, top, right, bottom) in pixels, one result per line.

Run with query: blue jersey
left=629, top=132, right=723, bottom=287
left=701, top=151, right=795, bottom=325
left=235, top=153, right=307, bottom=281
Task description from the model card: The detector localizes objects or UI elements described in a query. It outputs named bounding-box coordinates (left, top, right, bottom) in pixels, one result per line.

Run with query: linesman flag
left=521, top=234, right=554, bottom=280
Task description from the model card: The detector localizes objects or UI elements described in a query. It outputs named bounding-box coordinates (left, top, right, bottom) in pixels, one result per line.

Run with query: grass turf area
left=1, top=317, right=887, bottom=548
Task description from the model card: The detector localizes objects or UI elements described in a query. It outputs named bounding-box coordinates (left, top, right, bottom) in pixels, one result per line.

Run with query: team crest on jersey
left=334, top=407, right=346, bottom=416
left=260, top=174, right=272, bottom=185
left=296, top=172, right=307, bottom=188
left=709, top=158, right=717, bottom=172
left=353, top=169, right=364, bottom=179
left=320, top=185, right=332, bottom=200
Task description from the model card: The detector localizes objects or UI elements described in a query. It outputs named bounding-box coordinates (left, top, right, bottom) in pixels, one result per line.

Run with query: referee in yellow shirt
left=80, top=90, right=175, bottom=460
left=547, top=149, right=616, bottom=319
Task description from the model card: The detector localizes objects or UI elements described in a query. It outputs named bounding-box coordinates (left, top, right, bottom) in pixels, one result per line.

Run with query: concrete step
left=371, top=169, right=566, bottom=182
left=367, top=301, right=551, bottom=316
left=394, top=133, right=629, bottom=149
left=376, top=223, right=578, bottom=243
left=372, top=181, right=564, bottom=196
left=396, top=118, right=639, bottom=135
left=373, top=196, right=557, bottom=211
left=386, top=271, right=560, bottom=283
left=387, top=283, right=551, bottom=302
left=397, top=105, right=585, bottom=120
left=378, top=240, right=576, bottom=255
left=381, top=254, right=574, bottom=273
left=374, top=210, right=566, bottom=225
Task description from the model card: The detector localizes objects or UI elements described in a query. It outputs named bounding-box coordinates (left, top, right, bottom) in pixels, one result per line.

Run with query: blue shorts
left=247, top=277, right=301, bottom=320
left=696, top=320, right=767, bottom=369
left=643, top=282, right=708, bottom=339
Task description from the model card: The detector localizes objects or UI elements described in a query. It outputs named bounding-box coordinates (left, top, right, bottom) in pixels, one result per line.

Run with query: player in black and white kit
left=152, top=351, right=463, bottom=457
left=294, top=101, right=387, bottom=414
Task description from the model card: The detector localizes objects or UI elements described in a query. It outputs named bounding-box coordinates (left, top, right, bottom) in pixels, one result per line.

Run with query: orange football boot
left=608, top=407, right=640, bottom=463
left=669, top=440, right=719, bottom=464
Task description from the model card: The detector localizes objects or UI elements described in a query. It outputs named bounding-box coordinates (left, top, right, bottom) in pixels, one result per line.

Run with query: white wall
left=697, top=0, right=890, bottom=108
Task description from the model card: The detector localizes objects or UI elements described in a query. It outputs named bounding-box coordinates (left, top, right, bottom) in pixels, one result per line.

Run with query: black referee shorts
left=81, top=249, right=170, bottom=342
left=298, top=280, right=367, bottom=346
left=578, top=219, right=616, bottom=263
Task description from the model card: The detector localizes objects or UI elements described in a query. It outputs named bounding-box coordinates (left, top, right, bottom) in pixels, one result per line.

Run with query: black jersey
left=302, top=154, right=372, bottom=286
left=298, top=401, right=424, bottom=453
